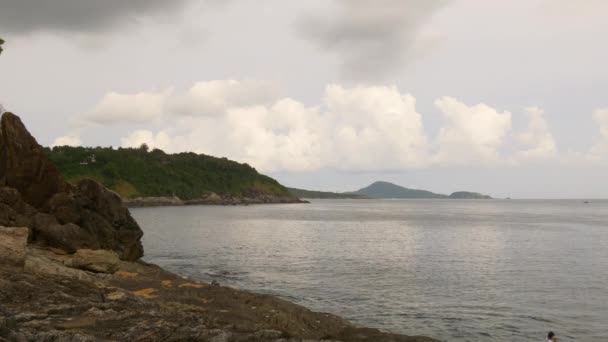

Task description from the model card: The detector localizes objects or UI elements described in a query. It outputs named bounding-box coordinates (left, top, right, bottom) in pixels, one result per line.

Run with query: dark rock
left=46, top=192, right=81, bottom=224
left=0, top=112, right=68, bottom=208
left=0, top=187, right=36, bottom=229
left=35, top=223, right=101, bottom=253
left=72, top=179, right=143, bottom=260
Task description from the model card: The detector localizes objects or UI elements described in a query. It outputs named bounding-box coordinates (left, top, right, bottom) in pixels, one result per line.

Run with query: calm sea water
left=132, top=199, right=608, bottom=341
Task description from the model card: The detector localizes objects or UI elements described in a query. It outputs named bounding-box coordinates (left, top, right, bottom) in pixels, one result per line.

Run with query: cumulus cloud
left=167, top=80, right=281, bottom=117
left=120, top=130, right=171, bottom=151
left=56, top=80, right=597, bottom=172
left=116, top=84, right=430, bottom=172
left=0, top=0, right=195, bottom=34
left=517, top=107, right=557, bottom=160
left=589, top=108, right=608, bottom=160
left=85, top=91, right=168, bottom=125
left=298, top=0, right=448, bottom=81
left=322, top=85, right=428, bottom=170
left=434, top=97, right=512, bottom=164
left=52, top=133, right=82, bottom=147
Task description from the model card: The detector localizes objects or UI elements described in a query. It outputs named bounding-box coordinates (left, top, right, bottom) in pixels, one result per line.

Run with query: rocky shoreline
left=124, top=193, right=307, bottom=208
left=0, top=112, right=438, bottom=342
left=0, top=242, right=438, bottom=342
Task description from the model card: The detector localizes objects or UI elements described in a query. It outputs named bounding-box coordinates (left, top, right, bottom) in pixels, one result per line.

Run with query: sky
left=1, top=0, right=607, bottom=198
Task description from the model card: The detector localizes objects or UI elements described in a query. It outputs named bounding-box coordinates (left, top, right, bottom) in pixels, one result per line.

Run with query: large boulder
left=0, top=112, right=68, bottom=208
left=0, top=112, right=144, bottom=261
left=0, top=226, right=29, bottom=266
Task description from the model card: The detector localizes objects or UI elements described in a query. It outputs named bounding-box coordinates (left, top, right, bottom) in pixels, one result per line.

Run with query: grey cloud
left=0, top=0, right=193, bottom=34
left=298, top=0, right=448, bottom=82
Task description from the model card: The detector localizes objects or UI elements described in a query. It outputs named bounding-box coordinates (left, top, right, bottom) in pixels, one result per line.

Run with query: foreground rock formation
left=0, top=112, right=143, bottom=260
left=0, top=112, right=438, bottom=341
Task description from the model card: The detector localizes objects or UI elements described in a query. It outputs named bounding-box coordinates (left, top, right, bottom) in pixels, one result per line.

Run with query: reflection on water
left=132, top=199, right=608, bottom=341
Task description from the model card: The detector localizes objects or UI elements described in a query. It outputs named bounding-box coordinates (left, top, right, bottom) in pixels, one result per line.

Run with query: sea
left=131, top=199, right=608, bottom=341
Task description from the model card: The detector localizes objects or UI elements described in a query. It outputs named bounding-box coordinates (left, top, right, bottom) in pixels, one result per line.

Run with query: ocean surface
left=132, top=199, right=608, bottom=341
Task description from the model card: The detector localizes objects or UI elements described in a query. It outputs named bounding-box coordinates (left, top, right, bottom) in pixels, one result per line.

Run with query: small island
left=292, top=181, right=492, bottom=200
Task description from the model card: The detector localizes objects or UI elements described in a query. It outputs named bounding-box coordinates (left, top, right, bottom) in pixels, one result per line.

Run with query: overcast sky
left=1, top=0, right=607, bottom=198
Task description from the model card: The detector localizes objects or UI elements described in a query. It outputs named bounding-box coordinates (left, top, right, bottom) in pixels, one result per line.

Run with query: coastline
left=124, top=193, right=308, bottom=208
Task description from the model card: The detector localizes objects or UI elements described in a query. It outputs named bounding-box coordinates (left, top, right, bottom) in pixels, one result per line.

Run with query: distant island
left=46, top=145, right=302, bottom=205
left=287, top=187, right=369, bottom=199
left=350, top=181, right=492, bottom=199
left=291, top=181, right=492, bottom=199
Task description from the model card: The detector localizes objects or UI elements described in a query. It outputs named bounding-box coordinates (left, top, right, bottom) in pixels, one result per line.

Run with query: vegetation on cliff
left=45, top=145, right=294, bottom=200
left=287, top=187, right=369, bottom=199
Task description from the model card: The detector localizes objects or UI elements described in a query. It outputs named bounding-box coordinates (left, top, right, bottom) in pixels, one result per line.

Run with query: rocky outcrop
left=0, top=113, right=68, bottom=208
left=0, top=112, right=143, bottom=260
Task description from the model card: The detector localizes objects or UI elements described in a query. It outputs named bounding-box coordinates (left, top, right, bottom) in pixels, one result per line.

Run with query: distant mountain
left=350, top=181, right=447, bottom=199
left=350, top=181, right=491, bottom=199
left=287, top=187, right=369, bottom=199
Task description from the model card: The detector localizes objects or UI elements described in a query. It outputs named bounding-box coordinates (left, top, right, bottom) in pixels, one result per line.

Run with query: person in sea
left=547, top=331, right=558, bottom=342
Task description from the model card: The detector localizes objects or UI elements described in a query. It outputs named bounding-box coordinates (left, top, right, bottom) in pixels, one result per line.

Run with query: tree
left=0, top=38, right=4, bottom=55
left=139, top=143, right=149, bottom=152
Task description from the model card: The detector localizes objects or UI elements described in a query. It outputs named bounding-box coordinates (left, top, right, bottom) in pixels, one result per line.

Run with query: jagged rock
left=0, top=226, right=28, bottom=266
left=72, top=179, right=143, bottom=260
left=0, top=113, right=68, bottom=208
left=0, top=187, right=36, bottom=229
left=0, top=112, right=144, bottom=261
left=71, top=249, right=120, bottom=274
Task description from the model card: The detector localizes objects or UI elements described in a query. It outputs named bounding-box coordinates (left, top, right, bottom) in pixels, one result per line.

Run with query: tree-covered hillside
left=45, top=145, right=293, bottom=200
left=287, top=187, right=369, bottom=199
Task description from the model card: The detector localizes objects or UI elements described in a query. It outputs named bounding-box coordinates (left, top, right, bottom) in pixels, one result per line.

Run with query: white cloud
left=517, top=107, right=557, bottom=160
left=52, top=133, right=82, bottom=147
left=434, top=97, right=512, bottom=164
left=85, top=91, right=167, bottom=125
left=167, top=80, right=280, bottom=117
left=113, top=84, right=430, bottom=172
left=589, top=108, right=608, bottom=161
left=322, top=84, right=428, bottom=170
left=57, top=80, right=607, bottom=172
left=120, top=129, right=171, bottom=151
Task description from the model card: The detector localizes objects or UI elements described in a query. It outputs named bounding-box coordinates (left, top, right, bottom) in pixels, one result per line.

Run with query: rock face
left=0, top=113, right=68, bottom=208
left=0, top=226, right=28, bottom=266
left=0, top=112, right=144, bottom=260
